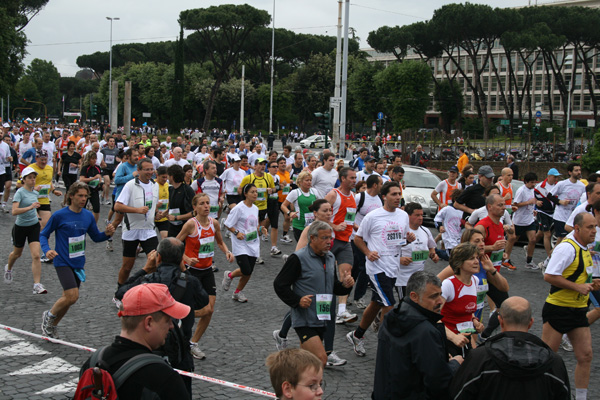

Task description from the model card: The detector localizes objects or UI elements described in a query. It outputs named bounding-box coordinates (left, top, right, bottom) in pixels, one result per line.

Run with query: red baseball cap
left=117, top=283, right=190, bottom=319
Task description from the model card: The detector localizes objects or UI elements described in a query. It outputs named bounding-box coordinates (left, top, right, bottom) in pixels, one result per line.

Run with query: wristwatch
left=233, top=230, right=239, bottom=236
left=287, top=211, right=291, bottom=216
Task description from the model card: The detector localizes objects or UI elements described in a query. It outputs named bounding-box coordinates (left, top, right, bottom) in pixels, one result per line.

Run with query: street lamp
left=107, top=16, right=120, bottom=132
left=268, top=0, right=275, bottom=135
left=565, top=54, right=574, bottom=152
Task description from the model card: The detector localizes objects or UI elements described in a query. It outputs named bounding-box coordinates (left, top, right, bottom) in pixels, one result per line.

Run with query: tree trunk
left=202, top=75, right=224, bottom=132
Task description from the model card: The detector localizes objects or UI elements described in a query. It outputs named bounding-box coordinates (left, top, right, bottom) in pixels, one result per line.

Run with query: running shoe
left=273, top=330, right=288, bottom=351
left=336, top=310, right=358, bottom=324
left=41, top=310, right=58, bottom=338
left=523, top=245, right=528, bottom=254
left=256, top=257, right=265, bottom=265
left=354, top=299, right=368, bottom=309
left=326, top=351, right=347, bottom=367
left=560, top=335, right=573, bottom=352
left=539, top=257, right=549, bottom=273
left=270, top=247, right=282, bottom=256
left=106, top=240, right=113, bottom=252
left=189, top=343, right=206, bottom=360
left=232, top=290, right=248, bottom=303
left=40, top=255, right=52, bottom=264
left=501, top=260, right=516, bottom=270
left=280, top=235, right=293, bottom=244
left=4, top=264, right=12, bottom=284
left=33, top=283, right=48, bottom=294
left=346, top=331, right=366, bottom=357
left=371, top=312, right=381, bottom=333
left=261, top=234, right=269, bottom=242
left=225, top=231, right=230, bottom=238
left=222, top=271, right=233, bottom=291
left=212, top=264, right=219, bottom=273
left=524, top=262, right=539, bottom=270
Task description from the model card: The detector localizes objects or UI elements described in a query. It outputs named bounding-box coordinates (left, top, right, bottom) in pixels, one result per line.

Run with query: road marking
left=0, top=341, right=50, bottom=356
left=0, top=329, right=23, bottom=342
left=35, top=377, right=79, bottom=395
left=9, top=356, right=79, bottom=375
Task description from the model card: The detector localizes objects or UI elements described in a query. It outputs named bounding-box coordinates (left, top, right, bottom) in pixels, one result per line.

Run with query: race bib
left=316, top=294, right=333, bottom=321
left=411, top=250, right=429, bottom=262
left=198, top=236, right=215, bottom=258
left=158, top=200, right=168, bottom=212
left=344, top=208, right=356, bottom=223
left=490, top=250, right=503, bottom=265
left=257, top=188, right=267, bottom=199
left=89, top=179, right=100, bottom=188
left=105, top=155, right=115, bottom=164
left=145, top=199, right=153, bottom=209
left=282, top=185, right=291, bottom=194
left=245, top=230, right=258, bottom=242
left=209, top=205, right=220, bottom=214
left=38, top=185, right=50, bottom=199
left=68, top=234, right=85, bottom=259
left=456, top=320, right=476, bottom=334
left=269, top=192, right=278, bottom=200
left=304, top=212, right=314, bottom=227
left=69, top=165, right=78, bottom=175
left=232, top=185, right=238, bottom=194
left=476, top=283, right=489, bottom=310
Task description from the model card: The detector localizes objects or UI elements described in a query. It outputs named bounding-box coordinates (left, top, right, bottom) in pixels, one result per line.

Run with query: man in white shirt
left=549, top=163, right=586, bottom=245
left=310, top=153, right=338, bottom=199
left=512, top=172, right=540, bottom=269
left=163, top=147, right=188, bottom=168
left=534, top=168, right=561, bottom=266
left=248, top=143, right=267, bottom=167
left=565, top=182, right=600, bottom=232
left=356, top=156, right=381, bottom=182
left=161, top=136, right=173, bottom=149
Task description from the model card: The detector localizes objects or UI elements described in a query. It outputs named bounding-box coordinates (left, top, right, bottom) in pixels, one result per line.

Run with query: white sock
left=575, top=388, right=587, bottom=400
left=338, top=303, right=346, bottom=314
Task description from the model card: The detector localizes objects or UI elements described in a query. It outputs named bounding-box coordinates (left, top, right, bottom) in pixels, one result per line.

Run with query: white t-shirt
left=161, top=141, right=172, bottom=149
left=398, top=226, right=436, bottom=286
left=352, top=191, right=383, bottom=240
left=311, top=166, right=339, bottom=199
left=164, top=158, right=189, bottom=168
left=468, top=206, right=512, bottom=226
left=191, top=178, right=222, bottom=218
left=42, top=141, right=56, bottom=157
left=549, top=179, right=586, bottom=222
left=433, top=205, right=463, bottom=250
left=534, top=180, right=556, bottom=217
left=116, top=180, right=158, bottom=241
left=220, top=167, right=247, bottom=195
left=546, top=232, right=590, bottom=276
left=565, top=201, right=590, bottom=228
left=285, top=155, right=295, bottom=165
left=194, top=152, right=209, bottom=165
left=512, top=185, right=535, bottom=226
left=434, top=179, right=463, bottom=205
left=356, top=170, right=381, bottom=182
left=248, top=151, right=267, bottom=166
left=356, top=207, right=410, bottom=278
left=225, top=202, right=260, bottom=257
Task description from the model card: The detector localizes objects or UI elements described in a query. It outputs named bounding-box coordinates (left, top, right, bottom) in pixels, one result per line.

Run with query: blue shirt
left=40, top=207, right=109, bottom=269
left=22, top=147, right=36, bottom=164
left=113, top=162, right=137, bottom=199
left=13, top=187, right=40, bottom=226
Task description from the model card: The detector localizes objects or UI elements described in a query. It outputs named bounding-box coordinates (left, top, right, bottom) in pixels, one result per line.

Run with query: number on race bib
left=68, top=235, right=85, bottom=259
left=245, top=230, right=258, bottom=242
left=316, top=294, right=333, bottom=321
left=411, top=250, right=429, bottom=262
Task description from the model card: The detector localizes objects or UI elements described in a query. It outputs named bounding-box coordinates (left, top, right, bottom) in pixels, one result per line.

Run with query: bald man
left=450, top=296, right=570, bottom=399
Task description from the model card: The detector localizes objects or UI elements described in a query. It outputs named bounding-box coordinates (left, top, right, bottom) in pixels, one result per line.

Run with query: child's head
left=266, top=349, right=324, bottom=399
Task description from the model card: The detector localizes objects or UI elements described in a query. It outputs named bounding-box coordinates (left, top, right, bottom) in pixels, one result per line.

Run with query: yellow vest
left=546, top=238, right=593, bottom=308
left=31, top=164, right=54, bottom=205
left=156, top=182, right=169, bottom=222
left=240, top=173, right=274, bottom=211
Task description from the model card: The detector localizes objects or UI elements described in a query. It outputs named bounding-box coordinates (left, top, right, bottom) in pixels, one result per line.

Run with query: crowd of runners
left=1, top=123, right=599, bottom=399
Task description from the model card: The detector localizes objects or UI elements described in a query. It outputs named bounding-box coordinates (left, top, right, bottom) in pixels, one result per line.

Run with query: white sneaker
left=4, top=264, right=12, bottom=284
left=326, top=351, right=347, bottom=367
left=222, top=270, right=233, bottom=291
left=273, top=330, right=288, bottom=351
left=523, top=245, right=528, bottom=254
left=33, top=283, right=47, bottom=294
left=256, top=257, right=265, bottom=265
left=336, top=310, right=358, bottom=324
left=106, top=241, right=113, bottom=252
left=346, top=331, right=366, bottom=357
left=354, top=299, right=368, bottom=309
left=280, top=235, right=293, bottom=243
left=560, top=335, right=573, bottom=352
left=524, top=262, right=539, bottom=270
left=270, top=247, right=282, bottom=256
left=232, top=290, right=248, bottom=303
left=112, top=297, right=122, bottom=310
left=189, top=343, right=206, bottom=360
left=282, top=254, right=289, bottom=263
left=261, top=234, right=269, bottom=242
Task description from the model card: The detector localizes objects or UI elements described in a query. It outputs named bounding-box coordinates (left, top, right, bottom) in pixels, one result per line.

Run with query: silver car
left=402, top=166, right=441, bottom=220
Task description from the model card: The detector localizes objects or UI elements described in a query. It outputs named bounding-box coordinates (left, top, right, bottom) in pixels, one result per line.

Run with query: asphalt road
left=0, top=180, right=599, bottom=399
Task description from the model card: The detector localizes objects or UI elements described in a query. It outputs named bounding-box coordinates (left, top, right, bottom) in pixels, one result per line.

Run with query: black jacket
left=449, top=331, right=570, bottom=400
left=373, top=298, right=460, bottom=400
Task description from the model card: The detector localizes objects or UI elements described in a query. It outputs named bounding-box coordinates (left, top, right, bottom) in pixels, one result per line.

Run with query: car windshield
left=306, top=135, right=321, bottom=141
left=404, top=169, right=440, bottom=189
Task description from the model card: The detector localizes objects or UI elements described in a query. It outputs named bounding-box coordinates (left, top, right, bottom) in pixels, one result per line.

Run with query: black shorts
left=236, top=254, right=257, bottom=276
left=369, top=272, right=397, bottom=307
left=0, top=173, right=5, bottom=191
left=515, top=221, right=537, bottom=237
left=226, top=194, right=242, bottom=205
left=4, top=167, right=11, bottom=179
left=12, top=223, right=40, bottom=248
left=101, top=168, right=114, bottom=177
left=55, top=266, right=81, bottom=290
left=266, top=199, right=279, bottom=228
left=122, top=236, right=159, bottom=258
left=293, top=228, right=303, bottom=242
left=155, top=220, right=169, bottom=232
left=38, top=204, right=51, bottom=212
left=188, top=267, right=217, bottom=296
left=537, top=213, right=553, bottom=232
left=258, top=208, right=268, bottom=223
left=87, top=191, right=100, bottom=213
left=295, top=326, right=326, bottom=343
left=553, top=220, right=568, bottom=238
left=542, top=302, right=589, bottom=334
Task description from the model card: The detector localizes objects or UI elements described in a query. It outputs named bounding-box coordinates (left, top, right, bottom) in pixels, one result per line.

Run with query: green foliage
left=374, top=61, right=430, bottom=130
left=581, top=132, right=600, bottom=172
left=348, top=60, right=384, bottom=123
left=434, top=79, right=463, bottom=132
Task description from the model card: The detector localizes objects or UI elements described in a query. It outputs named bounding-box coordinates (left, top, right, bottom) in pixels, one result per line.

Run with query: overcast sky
left=24, top=0, right=541, bottom=77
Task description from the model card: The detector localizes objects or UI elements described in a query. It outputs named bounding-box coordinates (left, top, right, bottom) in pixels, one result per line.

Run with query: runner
left=431, top=166, right=462, bottom=210
left=4, top=167, right=46, bottom=293
left=154, top=166, right=170, bottom=240
left=78, top=151, right=103, bottom=222
left=356, top=156, right=380, bottom=182
left=548, top=163, right=586, bottom=246
left=348, top=181, right=415, bottom=356
left=17, top=132, right=34, bottom=173
left=163, top=165, right=195, bottom=238
left=280, top=171, right=318, bottom=242
left=192, top=160, right=224, bottom=221
left=176, top=193, right=234, bottom=359
left=275, top=157, right=293, bottom=244
left=511, top=172, right=540, bottom=269
left=287, top=152, right=305, bottom=189
left=433, top=189, right=464, bottom=259
left=2, top=134, right=15, bottom=212
left=311, top=153, right=338, bottom=199
left=534, top=168, right=561, bottom=270
left=219, top=154, right=245, bottom=214
left=57, top=141, right=82, bottom=205
left=40, top=182, right=115, bottom=338
left=100, top=137, right=120, bottom=204
left=542, top=212, right=599, bottom=400
left=221, top=183, right=268, bottom=302
left=30, top=149, right=61, bottom=235
left=266, top=161, right=284, bottom=256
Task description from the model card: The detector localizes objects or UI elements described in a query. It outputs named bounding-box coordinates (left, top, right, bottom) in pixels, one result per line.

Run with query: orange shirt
left=276, top=170, right=291, bottom=203
left=497, top=182, right=513, bottom=207
left=184, top=218, right=216, bottom=270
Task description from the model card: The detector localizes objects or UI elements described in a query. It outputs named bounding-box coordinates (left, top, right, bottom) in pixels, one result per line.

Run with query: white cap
left=231, top=154, right=241, bottom=162
left=21, top=166, right=38, bottom=178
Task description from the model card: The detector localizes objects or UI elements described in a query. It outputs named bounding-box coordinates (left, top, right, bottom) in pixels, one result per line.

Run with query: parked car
left=402, top=165, right=441, bottom=221
left=300, top=135, right=332, bottom=149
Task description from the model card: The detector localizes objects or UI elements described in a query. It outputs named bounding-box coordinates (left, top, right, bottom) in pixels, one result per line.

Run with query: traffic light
left=314, top=112, right=331, bottom=134
left=91, top=105, right=98, bottom=116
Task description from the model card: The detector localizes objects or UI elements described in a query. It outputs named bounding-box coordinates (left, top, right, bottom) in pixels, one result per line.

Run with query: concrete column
left=110, top=81, right=119, bottom=133
left=123, top=81, right=131, bottom=136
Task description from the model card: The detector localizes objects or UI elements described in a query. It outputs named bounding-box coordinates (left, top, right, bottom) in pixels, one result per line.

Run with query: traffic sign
left=372, top=121, right=377, bottom=131
left=588, top=119, right=596, bottom=128
left=500, top=119, right=510, bottom=126
left=377, top=112, right=384, bottom=120
left=142, top=112, right=151, bottom=118
left=63, top=112, right=81, bottom=117
left=568, top=120, right=577, bottom=129
left=535, top=111, right=542, bottom=118
left=535, top=117, right=541, bottom=124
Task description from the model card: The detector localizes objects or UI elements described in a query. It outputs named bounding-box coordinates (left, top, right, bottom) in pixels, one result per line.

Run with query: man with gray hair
left=450, top=297, right=570, bottom=399
left=373, top=271, right=463, bottom=399
left=273, top=220, right=355, bottom=367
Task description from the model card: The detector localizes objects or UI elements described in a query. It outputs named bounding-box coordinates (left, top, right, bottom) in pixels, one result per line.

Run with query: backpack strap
left=356, top=192, right=366, bottom=214
left=171, top=271, right=188, bottom=302
left=87, top=345, right=109, bottom=374
left=112, top=353, right=168, bottom=389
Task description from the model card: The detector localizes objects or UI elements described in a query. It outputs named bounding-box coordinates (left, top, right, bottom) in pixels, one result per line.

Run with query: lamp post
left=106, top=17, right=120, bottom=132
left=565, top=54, right=574, bottom=152
left=268, top=0, right=275, bottom=135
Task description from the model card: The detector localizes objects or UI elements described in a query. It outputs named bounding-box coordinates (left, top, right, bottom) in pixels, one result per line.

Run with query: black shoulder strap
left=112, top=353, right=168, bottom=389
left=356, top=192, right=366, bottom=213
left=549, top=241, right=583, bottom=294
left=171, top=271, right=188, bottom=302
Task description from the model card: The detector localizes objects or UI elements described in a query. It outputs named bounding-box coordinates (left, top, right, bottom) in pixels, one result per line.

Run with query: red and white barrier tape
left=0, top=324, right=277, bottom=398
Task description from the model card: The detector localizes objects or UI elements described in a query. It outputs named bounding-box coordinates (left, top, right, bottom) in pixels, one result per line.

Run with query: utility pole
left=124, top=81, right=132, bottom=136
left=339, top=0, right=350, bottom=152
left=268, top=0, right=275, bottom=135
left=240, top=65, right=245, bottom=137
left=106, top=17, right=120, bottom=132
left=332, top=0, right=343, bottom=155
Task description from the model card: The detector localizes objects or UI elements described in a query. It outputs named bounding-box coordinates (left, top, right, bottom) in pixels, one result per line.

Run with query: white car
left=300, top=135, right=332, bottom=149
left=402, top=166, right=441, bottom=221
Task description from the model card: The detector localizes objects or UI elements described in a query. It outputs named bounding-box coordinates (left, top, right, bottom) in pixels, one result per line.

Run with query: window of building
left=584, top=95, right=591, bottom=109
left=490, top=95, right=497, bottom=110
